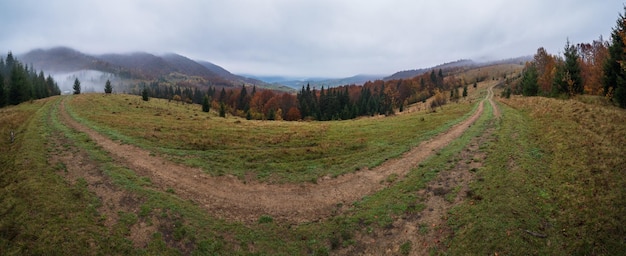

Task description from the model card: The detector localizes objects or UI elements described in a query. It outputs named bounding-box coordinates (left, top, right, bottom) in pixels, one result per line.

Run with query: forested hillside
left=514, top=6, right=626, bottom=108
left=0, top=52, right=60, bottom=107
left=140, top=62, right=501, bottom=121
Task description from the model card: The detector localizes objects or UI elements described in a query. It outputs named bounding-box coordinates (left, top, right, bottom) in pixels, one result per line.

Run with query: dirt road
left=57, top=86, right=496, bottom=223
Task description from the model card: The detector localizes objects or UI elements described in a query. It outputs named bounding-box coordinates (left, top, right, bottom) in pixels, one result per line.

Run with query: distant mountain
left=312, top=74, right=384, bottom=88
left=478, top=56, right=532, bottom=66
left=18, top=47, right=282, bottom=90
left=20, top=46, right=116, bottom=74
left=384, top=59, right=476, bottom=80
left=247, top=74, right=384, bottom=90
left=195, top=60, right=278, bottom=88
left=96, top=52, right=175, bottom=80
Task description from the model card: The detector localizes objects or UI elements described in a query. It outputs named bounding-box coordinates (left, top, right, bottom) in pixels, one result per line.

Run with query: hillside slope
left=18, top=47, right=271, bottom=89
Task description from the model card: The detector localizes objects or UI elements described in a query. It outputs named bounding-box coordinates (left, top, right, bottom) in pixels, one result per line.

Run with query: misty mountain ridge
left=384, top=57, right=531, bottom=81
left=384, top=59, right=476, bottom=80
left=18, top=46, right=282, bottom=91
left=245, top=74, right=386, bottom=90
left=17, top=46, right=530, bottom=93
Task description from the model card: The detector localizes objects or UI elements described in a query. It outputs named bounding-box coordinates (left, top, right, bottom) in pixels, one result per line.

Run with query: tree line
left=135, top=66, right=464, bottom=121
left=0, top=52, right=61, bottom=107
left=517, top=6, right=626, bottom=108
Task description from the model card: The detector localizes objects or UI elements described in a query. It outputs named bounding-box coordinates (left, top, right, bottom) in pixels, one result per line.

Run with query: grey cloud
left=0, top=0, right=622, bottom=77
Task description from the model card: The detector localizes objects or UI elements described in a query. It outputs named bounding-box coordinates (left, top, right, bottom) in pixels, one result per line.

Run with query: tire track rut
left=58, top=87, right=493, bottom=223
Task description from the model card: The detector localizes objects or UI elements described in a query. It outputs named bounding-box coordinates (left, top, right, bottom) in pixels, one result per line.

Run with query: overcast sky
left=0, top=0, right=623, bottom=77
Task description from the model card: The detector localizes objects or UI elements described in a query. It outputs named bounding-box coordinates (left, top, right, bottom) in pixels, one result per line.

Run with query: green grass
left=446, top=97, right=626, bottom=255
left=0, top=97, right=132, bottom=255
left=1, top=97, right=330, bottom=255
left=11, top=84, right=623, bottom=254
left=285, top=96, right=496, bottom=253
left=49, top=98, right=323, bottom=255
left=64, top=93, right=477, bottom=183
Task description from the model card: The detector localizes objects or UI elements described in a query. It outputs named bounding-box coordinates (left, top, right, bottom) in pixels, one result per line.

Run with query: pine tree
left=46, top=75, right=60, bottom=96
left=462, top=85, right=468, bottom=97
left=9, top=63, right=29, bottom=105
left=219, top=88, right=226, bottom=102
left=73, top=78, right=81, bottom=94
left=521, top=64, right=539, bottom=96
left=0, top=72, right=5, bottom=107
left=142, top=87, right=149, bottom=101
left=237, top=85, right=249, bottom=111
left=5, top=52, right=15, bottom=74
left=562, top=40, right=583, bottom=95
left=219, top=102, right=226, bottom=117
left=202, top=95, right=210, bottom=112
left=104, top=79, right=112, bottom=94
left=603, top=6, right=626, bottom=108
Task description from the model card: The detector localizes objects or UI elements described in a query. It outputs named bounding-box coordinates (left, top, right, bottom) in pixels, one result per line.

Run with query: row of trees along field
left=516, top=7, right=626, bottom=108
left=138, top=67, right=469, bottom=121
left=0, top=52, right=61, bottom=107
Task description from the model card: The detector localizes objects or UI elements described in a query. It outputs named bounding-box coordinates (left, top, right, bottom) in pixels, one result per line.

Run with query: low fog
left=52, top=70, right=122, bottom=94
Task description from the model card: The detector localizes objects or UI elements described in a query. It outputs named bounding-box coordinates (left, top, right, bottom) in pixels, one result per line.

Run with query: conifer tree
left=9, top=63, right=29, bottom=105
left=219, top=102, right=226, bottom=117
left=219, top=88, right=226, bottom=102
left=202, top=95, right=210, bottom=112
left=104, top=79, right=112, bottom=94
left=142, top=87, right=149, bottom=101
left=46, top=75, right=60, bottom=96
left=73, top=78, right=81, bottom=94
left=0, top=72, right=5, bottom=107
left=563, top=40, right=583, bottom=95
left=603, top=6, right=626, bottom=108
left=521, top=64, right=539, bottom=96
left=237, top=85, right=249, bottom=111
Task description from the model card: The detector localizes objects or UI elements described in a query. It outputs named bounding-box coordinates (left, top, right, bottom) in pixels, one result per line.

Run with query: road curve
left=58, top=86, right=495, bottom=223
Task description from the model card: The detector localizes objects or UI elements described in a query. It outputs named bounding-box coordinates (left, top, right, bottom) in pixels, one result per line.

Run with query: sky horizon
left=1, top=0, right=623, bottom=77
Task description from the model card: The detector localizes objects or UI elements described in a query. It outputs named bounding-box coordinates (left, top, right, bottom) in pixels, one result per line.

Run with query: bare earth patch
left=47, top=127, right=156, bottom=248
left=339, top=120, right=495, bottom=255
left=56, top=86, right=494, bottom=224
left=337, top=86, right=499, bottom=255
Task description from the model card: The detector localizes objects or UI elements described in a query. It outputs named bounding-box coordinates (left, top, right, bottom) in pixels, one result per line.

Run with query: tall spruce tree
left=218, top=87, right=226, bottom=102
left=521, top=64, right=539, bottom=96
left=104, top=79, right=112, bottom=94
left=9, top=63, right=29, bottom=105
left=0, top=72, right=5, bottom=107
left=73, top=78, right=81, bottom=94
left=237, top=85, right=248, bottom=111
left=142, top=87, right=149, bottom=101
left=219, top=102, right=226, bottom=117
left=562, top=40, right=583, bottom=95
left=603, top=6, right=626, bottom=108
left=202, top=95, right=210, bottom=112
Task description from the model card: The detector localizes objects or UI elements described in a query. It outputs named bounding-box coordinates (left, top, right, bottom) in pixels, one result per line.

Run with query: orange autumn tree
left=578, top=37, right=609, bottom=95
left=533, top=47, right=558, bottom=95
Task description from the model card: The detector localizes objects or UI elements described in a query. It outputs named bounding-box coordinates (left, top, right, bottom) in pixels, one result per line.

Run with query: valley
left=2, top=65, right=624, bottom=254
left=2, top=2, right=626, bottom=255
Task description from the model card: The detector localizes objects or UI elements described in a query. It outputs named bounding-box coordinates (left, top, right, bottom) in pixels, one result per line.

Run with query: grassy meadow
left=0, top=84, right=485, bottom=255
left=447, top=96, right=626, bottom=255
left=2, top=64, right=625, bottom=254
left=64, top=92, right=476, bottom=183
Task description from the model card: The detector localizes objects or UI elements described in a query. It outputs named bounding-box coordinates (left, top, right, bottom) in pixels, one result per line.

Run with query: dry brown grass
left=448, top=95, right=626, bottom=255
